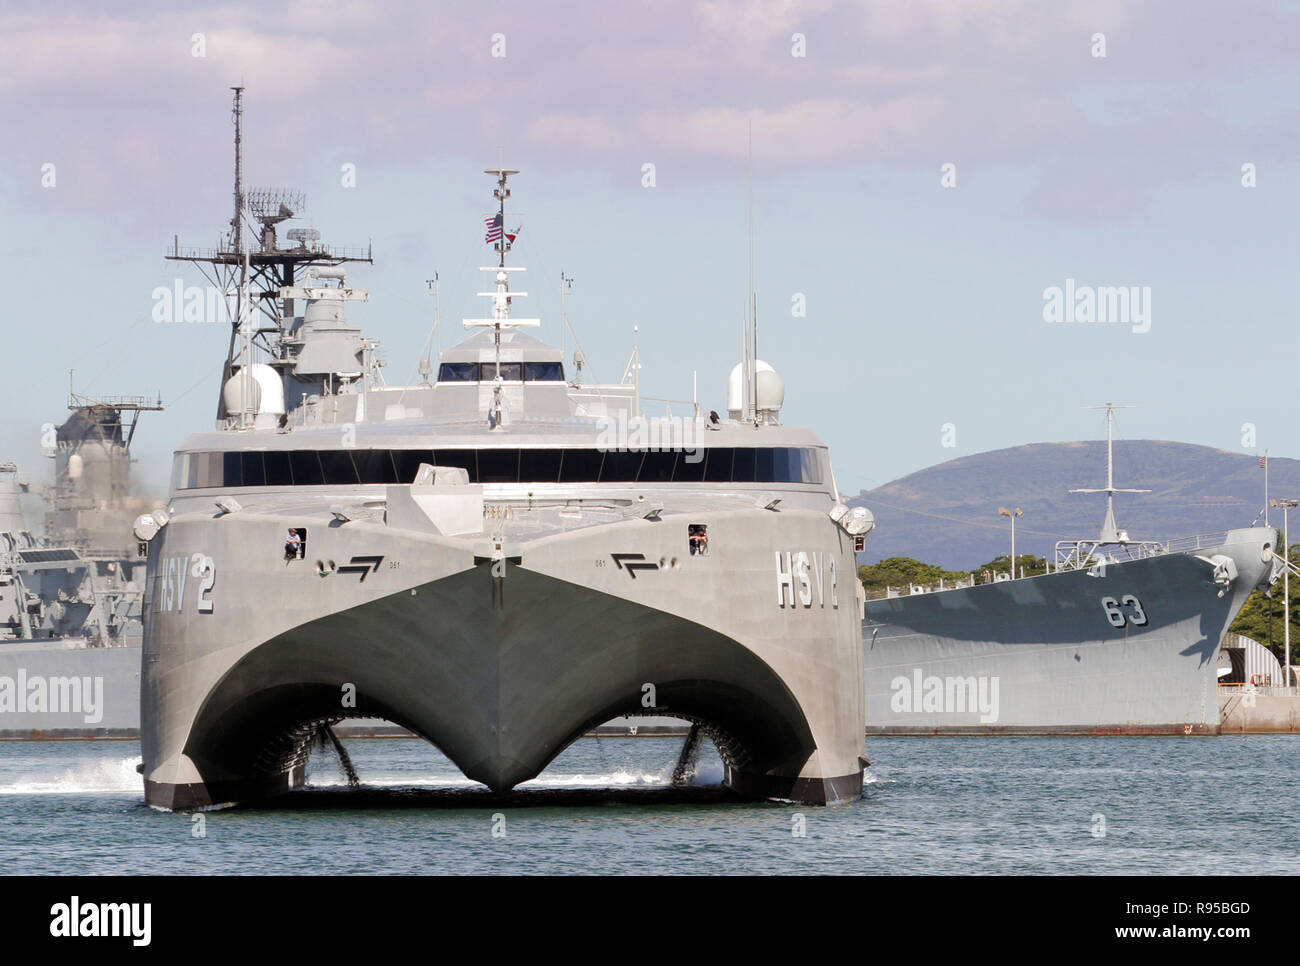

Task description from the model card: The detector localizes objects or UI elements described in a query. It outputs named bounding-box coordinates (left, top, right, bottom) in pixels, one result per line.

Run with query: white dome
left=727, top=360, right=776, bottom=416
left=755, top=368, right=785, bottom=412
left=222, top=363, right=285, bottom=419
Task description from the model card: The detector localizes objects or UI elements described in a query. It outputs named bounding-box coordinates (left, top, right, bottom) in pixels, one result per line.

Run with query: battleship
left=0, top=394, right=162, bottom=737
left=864, top=405, right=1280, bottom=734
left=139, top=91, right=873, bottom=809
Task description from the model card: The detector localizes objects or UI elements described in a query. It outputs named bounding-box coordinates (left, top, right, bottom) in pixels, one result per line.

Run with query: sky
left=2, top=0, right=1298, bottom=497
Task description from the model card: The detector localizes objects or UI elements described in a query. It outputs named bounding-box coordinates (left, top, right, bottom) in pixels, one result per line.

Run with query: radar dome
left=727, top=360, right=776, bottom=419
left=222, top=364, right=286, bottom=425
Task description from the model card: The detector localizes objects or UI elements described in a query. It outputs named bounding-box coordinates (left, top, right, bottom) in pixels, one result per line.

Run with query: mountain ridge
left=849, top=440, right=1298, bottom=570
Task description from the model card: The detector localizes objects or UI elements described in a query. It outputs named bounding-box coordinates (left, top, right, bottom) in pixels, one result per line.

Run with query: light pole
left=1272, top=498, right=1296, bottom=687
left=999, top=507, right=1023, bottom=579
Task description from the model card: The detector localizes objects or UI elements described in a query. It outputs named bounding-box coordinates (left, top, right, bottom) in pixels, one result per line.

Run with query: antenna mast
left=168, top=88, right=373, bottom=425
left=744, top=121, right=757, bottom=425
left=1069, top=402, right=1150, bottom=543
left=464, top=169, right=538, bottom=429
left=231, top=86, right=244, bottom=255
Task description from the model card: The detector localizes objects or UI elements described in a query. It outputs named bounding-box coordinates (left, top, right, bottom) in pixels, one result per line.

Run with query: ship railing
left=1218, top=683, right=1300, bottom=698
left=864, top=574, right=982, bottom=600
left=1054, top=531, right=1234, bottom=571
left=167, top=244, right=374, bottom=262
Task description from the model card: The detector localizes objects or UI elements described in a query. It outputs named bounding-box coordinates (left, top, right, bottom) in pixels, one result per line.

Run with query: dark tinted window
left=481, top=362, right=522, bottom=381
left=673, top=449, right=706, bottom=481
left=434, top=449, right=477, bottom=480
left=703, top=447, right=732, bottom=482
left=731, top=448, right=756, bottom=483
left=524, top=362, right=565, bottom=381
left=264, top=451, right=294, bottom=486
left=438, top=363, right=477, bottom=382
left=177, top=447, right=824, bottom=488
left=223, top=451, right=242, bottom=487
left=519, top=448, right=562, bottom=483
left=638, top=450, right=677, bottom=482
left=559, top=448, right=603, bottom=482
left=289, top=450, right=324, bottom=485
left=477, top=448, right=520, bottom=482
left=600, top=451, right=644, bottom=482
left=319, top=450, right=358, bottom=484
left=240, top=452, right=266, bottom=487
left=352, top=449, right=398, bottom=484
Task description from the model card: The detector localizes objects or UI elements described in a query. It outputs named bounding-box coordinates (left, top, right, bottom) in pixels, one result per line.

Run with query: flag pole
left=1265, top=450, right=1270, bottom=528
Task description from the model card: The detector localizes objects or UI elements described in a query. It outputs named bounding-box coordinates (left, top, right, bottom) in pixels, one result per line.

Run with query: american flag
left=1260, top=456, right=1267, bottom=469
left=484, top=212, right=503, bottom=244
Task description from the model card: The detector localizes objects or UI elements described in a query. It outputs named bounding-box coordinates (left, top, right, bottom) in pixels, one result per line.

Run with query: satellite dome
left=727, top=360, right=776, bottom=419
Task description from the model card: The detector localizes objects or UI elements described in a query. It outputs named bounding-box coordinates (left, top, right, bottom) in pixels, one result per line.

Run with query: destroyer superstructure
left=140, top=96, right=872, bottom=808
left=0, top=392, right=162, bottom=736
left=864, top=405, right=1279, bottom=734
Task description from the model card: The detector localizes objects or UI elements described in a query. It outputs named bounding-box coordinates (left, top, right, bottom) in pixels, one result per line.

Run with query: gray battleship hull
left=864, top=528, right=1275, bottom=734
left=0, top=641, right=139, bottom=737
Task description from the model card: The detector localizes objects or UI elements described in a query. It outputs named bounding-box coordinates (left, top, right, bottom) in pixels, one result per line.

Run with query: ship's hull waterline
left=0, top=641, right=140, bottom=738
left=142, top=502, right=865, bottom=809
left=863, top=527, right=1275, bottom=735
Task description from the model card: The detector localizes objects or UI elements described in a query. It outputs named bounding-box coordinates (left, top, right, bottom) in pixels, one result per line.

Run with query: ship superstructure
left=139, top=93, right=873, bottom=808
left=0, top=393, right=162, bottom=736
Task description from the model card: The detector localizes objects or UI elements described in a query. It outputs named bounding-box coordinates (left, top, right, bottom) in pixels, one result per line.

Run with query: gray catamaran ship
left=864, top=405, right=1279, bottom=734
left=138, top=91, right=872, bottom=809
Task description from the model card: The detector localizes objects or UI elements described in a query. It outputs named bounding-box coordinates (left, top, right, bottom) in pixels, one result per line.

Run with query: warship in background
left=0, top=392, right=162, bottom=736
left=864, top=405, right=1282, bottom=735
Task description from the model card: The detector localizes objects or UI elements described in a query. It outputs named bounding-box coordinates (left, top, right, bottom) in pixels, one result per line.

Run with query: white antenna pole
left=633, top=325, right=641, bottom=418
left=746, top=119, right=757, bottom=425
left=1265, top=450, right=1270, bottom=527
left=239, top=249, right=252, bottom=428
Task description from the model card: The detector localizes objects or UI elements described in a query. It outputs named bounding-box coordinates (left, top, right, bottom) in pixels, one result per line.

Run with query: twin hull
left=141, top=503, right=865, bottom=808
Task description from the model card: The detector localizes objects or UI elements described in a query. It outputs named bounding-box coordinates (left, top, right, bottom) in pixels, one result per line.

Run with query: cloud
left=1, top=0, right=1298, bottom=224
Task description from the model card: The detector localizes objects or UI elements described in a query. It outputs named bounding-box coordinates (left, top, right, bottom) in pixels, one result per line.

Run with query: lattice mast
left=165, top=87, right=373, bottom=421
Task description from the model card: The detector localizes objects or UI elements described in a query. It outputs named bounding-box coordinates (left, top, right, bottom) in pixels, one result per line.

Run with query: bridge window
left=437, top=363, right=477, bottom=382
left=352, top=449, right=398, bottom=485
left=519, top=448, right=563, bottom=482
left=639, top=450, right=677, bottom=482
left=289, top=450, right=324, bottom=485
left=524, top=361, right=564, bottom=381
left=437, top=361, right=566, bottom=383
left=264, top=450, right=294, bottom=486
left=478, top=447, right=519, bottom=483
left=481, top=362, right=522, bottom=381
left=173, top=446, right=824, bottom=489
left=318, top=450, right=358, bottom=485
left=558, top=448, right=603, bottom=483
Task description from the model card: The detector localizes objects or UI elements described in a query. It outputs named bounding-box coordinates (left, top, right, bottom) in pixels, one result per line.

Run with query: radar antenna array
left=166, top=88, right=373, bottom=422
